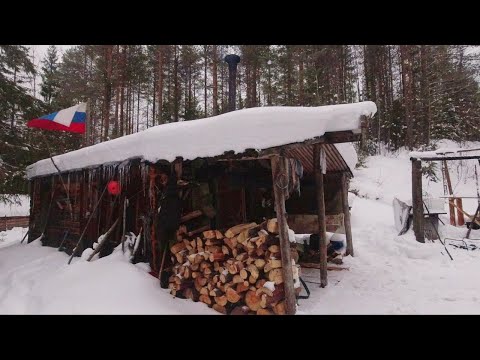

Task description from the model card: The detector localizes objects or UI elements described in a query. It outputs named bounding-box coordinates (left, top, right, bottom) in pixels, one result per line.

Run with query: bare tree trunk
left=400, top=45, right=414, bottom=150
left=298, top=49, right=304, bottom=106
left=204, top=45, right=208, bottom=118
left=120, top=45, right=126, bottom=137
left=173, top=46, right=180, bottom=122
left=157, top=46, right=164, bottom=125
left=212, top=45, right=218, bottom=115
left=103, top=45, right=113, bottom=141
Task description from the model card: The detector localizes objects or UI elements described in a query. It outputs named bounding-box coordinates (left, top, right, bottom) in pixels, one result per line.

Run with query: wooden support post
left=314, top=144, right=328, bottom=287
left=341, top=173, right=354, bottom=256
left=443, top=160, right=456, bottom=226
left=412, top=159, right=425, bottom=243
left=456, top=198, right=465, bottom=226
left=174, top=157, right=183, bottom=179
left=271, top=155, right=296, bottom=315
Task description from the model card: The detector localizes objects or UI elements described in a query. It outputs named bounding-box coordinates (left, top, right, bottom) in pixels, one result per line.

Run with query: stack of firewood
left=167, top=218, right=300, bottom=315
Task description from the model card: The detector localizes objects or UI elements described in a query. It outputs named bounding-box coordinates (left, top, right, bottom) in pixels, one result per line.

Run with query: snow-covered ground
left=1, top=140, right=480, bottom=314
left=0, top=195, right=30, bottom=217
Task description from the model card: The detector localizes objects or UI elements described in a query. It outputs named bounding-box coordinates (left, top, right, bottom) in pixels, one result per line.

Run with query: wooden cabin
left=26, top=102, right=377, bottom=314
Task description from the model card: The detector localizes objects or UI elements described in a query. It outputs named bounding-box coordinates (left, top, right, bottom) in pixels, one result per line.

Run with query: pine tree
left=40, top=45, right=60, bottom=107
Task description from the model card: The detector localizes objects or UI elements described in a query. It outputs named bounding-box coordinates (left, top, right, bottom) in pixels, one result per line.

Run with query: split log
left=171, top=242, right=186, bottom=254
left=255, top=279, right=267, bottom=289
left=226, top=287, right=242, bottom=303
left=268, top=268, right=284, bottom=284
left=199, top=294, right=212, bottom=305
left=235, top=253, right=248, bottom=262
left=224, top=237, right=237, bottom=250
left=188, top=225, right=211, bottom=237
left=230, top=306, right=250, bottom=315
left=199, top=286, right=209, bottom=295
left=212, top=304, right=227, bottom=314
left=264, top=259, right=282, bottom=273
left=220, top=273, right=233, bottom=284
left=227, top=263, right=239, bottom=275
left=273, top=301, right=286, bottom=315
left=240, top=269, right=248, bottom=280
left=222, top=245, right=230, bottom=255
left=236, top=282, right=250, bottom=293
left=260, top=294, right=268, bottom=308
left=206, top=245, right=221, bottom=253
left=245, top=290, right=262, bottom=311
left=205, top=238, right=222, bottom=246
left=255, top=235, right=267, bottom=248
left=214, top=295, right=228, bottom=307
left=215, top=230, right=224, bottom=239
left=257, top=309, right=274, bottom=315
left=254, top=259, right=266, bottom=270
left=246, top=264, right=259, bottom=280
left=233, top=274, right=244, bottom=284
left=175, top=252, right=185, bottom=264
left=202, top=230, right=217, bottom=239
left=267, top=218, right=278, bottom=234
left=256, top=287, right=274, bottom=297
left=237, top=229, right=250, bottom=244
left=225, top=222, right=257, bottom=238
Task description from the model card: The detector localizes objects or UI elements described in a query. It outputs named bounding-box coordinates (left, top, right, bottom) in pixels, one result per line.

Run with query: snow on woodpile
left=26, top=102, right=376, bottom=179
left=0, top=195, right=30, bottom=217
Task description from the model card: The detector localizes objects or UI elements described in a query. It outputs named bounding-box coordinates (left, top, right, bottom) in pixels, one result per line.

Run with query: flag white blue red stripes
left=27, top=103, right=86, bottom=133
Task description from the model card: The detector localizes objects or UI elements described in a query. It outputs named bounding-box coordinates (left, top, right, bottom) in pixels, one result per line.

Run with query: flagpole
left=85, top=98, right=91, bottom=147
left=40, top=130, right=74, bottom=220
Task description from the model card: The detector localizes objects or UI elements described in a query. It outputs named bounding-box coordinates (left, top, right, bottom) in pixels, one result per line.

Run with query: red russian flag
left=27, top=103, right=86, bottom=133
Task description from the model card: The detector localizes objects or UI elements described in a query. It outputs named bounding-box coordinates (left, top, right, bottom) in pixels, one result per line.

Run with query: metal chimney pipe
left=224, top=54, right=241, bottom=112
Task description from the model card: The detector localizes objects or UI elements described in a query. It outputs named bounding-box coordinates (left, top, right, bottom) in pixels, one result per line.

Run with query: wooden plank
left=314, top=144, right=328, bottom=287
left=411, top=159, right=425, bottom=243
left=271, top=155, right=296, bottom=315
left=341, top=173, right=354, bottom=256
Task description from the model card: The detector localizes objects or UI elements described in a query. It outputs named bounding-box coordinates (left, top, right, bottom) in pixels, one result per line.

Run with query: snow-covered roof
left=410, top=147, right=480, bottom=159
left=26, top=102, right=377, bottom=179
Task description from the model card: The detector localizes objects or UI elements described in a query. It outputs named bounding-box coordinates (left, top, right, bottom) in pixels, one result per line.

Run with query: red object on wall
left=107, top=180, right=121, bottom=195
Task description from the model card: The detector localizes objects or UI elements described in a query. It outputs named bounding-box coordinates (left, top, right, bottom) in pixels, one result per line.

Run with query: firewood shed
left=25, top=101, right=377, bottom=315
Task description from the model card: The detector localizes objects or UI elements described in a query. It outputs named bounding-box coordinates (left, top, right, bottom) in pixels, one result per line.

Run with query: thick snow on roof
left=410, top=146, right=480, bottom=158
left=26, top=102, right=377, bottom=179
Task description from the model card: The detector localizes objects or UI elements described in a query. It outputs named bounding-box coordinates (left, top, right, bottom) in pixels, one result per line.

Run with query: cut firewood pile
left=167, top=218, right=301, bottom=315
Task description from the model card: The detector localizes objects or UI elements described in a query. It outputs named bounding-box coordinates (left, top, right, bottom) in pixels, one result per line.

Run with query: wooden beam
left=341, top=173, right=354, bottom=256
left=271, top=155, right=296, bottom=315
left=260, top=131, right=360, bottom=158
left=411, top=159, right=425, bottom=243
left=313, top=144, right=328, bottom=287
